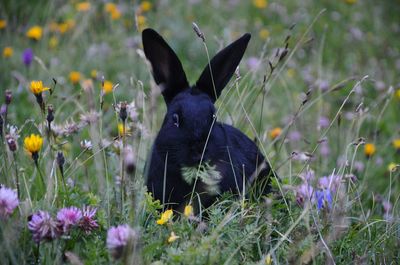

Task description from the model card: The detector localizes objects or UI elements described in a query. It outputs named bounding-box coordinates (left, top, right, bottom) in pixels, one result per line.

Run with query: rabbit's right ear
left=142, top=28, right=189, bottom=104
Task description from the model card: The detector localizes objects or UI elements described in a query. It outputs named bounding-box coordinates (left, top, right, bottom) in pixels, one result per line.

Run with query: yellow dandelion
left=30, top=81, right=49, bottom=95
left=3, top=46, right=13, bottom=58
left=0, top=19, right=7, bottom=30
left=156, top=209, right=173, bottom=225
left=286, top=68, right=296, bottom=78
left=57, top=22, right=69, bottom=34
left=136, top=15, right=147, bottom=31
left=105, top=3, right=117, bottom=13
left=265, top=254, right=272, bottom=265
left=110, top=9, right=122, bottom=20
left=364, top=143, right=376, bottom=157
left=184, top=205, right=193, bottom=217
left=259, top=28, right=270, bottom=40
left=167, top=231, right=179, bottom=243
left=118, top=123, right=130, bottom=136
left=103, top=80, right=114, bottom=94
left=395, top=89, right=400, bottom=100
left=76, top=2, right=91, bottom=12
left=69, top=71, right=81, bottom=85
left=344, top=0, right=357, bottom=4
left=393, top=139, right=400, bottom=150
left=24, top=134, right=43, bottom=154
left=140, top=1, right=153, bottom=12
left=90, top=69, right=98, bottom=79
left=49, top=36, right=59, bottom=49
left=253, top=0, right=268, bottom=9
left=269, top=127, right=282, bottom=140
left=26, top=26, right=43, bottom=41
left=388, top=163, right=397, bottom=172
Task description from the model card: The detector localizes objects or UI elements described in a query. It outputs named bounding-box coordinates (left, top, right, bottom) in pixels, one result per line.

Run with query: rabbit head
left=142, top=29, right=250, bottom=154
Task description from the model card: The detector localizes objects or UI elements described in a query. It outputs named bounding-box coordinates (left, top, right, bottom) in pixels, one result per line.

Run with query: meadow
left=0, top=0, right=400, bottom=264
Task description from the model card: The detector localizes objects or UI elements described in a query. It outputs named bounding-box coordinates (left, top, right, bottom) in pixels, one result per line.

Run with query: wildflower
left=5, top=90, right=12, bottom=105
left=57, top=206, right=82, bottom=233
left=24, top=134, right=43, bottom=161
left=269, top=127, right=282, bottom=140
left=318, top=116, right=330, bottom=129
left=316, top=189, right=332, bottom=210
left=246, top=57, right=261, bottom=71
left=265, top=254, right=272, bottom=265
left=107, top=224, right=137, bottom=260
left=388, top=163, right=397, bottom=172
left=320, top=142, right=330, bottom=157
left=118, top=123, right=129, bottom=136
left=0, top=19, right=6, bottom=29
left=0, top=186, right=19, bottom=218
left=103, top=80, right=114, bottom=94
left=49, top=36, right=59, bottom=49
left=344, top=0, right=357, bottom=4
left=286, top=68, right=295, bottom=78
left=259, top=28, right=270, bottom=40
left=80, top=140, right=93, bottom=150
left=136, top=15, right=147, bottom=31
left=76, top=2, right=91, bottom=12
left=105, top=3, right=118, bottom=13
left=26, top=26, right=43, bottom=40
left=30, top=80, right=49, bottom=95
left=28, top=211, right=60, bottom=243
left=167, top=231, right=179, bottom=243
left=123, top=145, right=136, bottom=174
left=3, top=46, right=13, bottom=58
left=296, top=183, right=314, bottom=206
left=184, top=205, right=193, bottom=217
left=318, top=175, right=340, bottom=192
left=56, top=151, right=65, bottom=176
left=156, top=209, right=173, bottom=225
left=140, top=1, right=153, bottom=12
left=6, top=134, right=18, bottom=152
left=46, top=105, right=54, bottom=131
left=118, top=102, right=128, bottom=122
left=364, top=143, right=376, bottom=157
left=69, top=71, right=81, bottom=85
left=22, top=48, right=34, bottom=66
left=79, top=206, right=99, bottom=234
left=111, top=9, right=122, bottom=20
left=90, top=69, right=98, bottom=79
left=288, top=130, right=301, bottom=142
left=393, top=139, right=400, bottom=150
left=299, top=168, right=315, bottom=182
left=252, top=0, right=268, bottom=9
left=395, top=89, right=400, bottom=100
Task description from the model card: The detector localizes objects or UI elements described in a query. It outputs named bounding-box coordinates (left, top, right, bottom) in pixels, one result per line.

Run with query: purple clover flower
left=107, top=224, right=136, bottom=260
left=0, top=186, right=19, bottom=219
left=57, top=206, right=82, bottom=233
left=316, top=189, right=333, bottom=210
left=28, top=211, right=60, bottom=243
left=79, top=206, right=99, bottom=234
left=296, top=183, right=314, bottom=206
left=22, top=48, right=34, bottom=66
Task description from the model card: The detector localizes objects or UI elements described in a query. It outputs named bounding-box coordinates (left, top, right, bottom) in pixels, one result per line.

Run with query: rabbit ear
left=196, top=33, right=251, bottom=102
left=142, top=28, right=189, bottom=104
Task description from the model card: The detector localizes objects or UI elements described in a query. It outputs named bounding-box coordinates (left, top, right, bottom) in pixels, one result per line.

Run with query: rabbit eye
left=172, top=113, right=179, bottom=127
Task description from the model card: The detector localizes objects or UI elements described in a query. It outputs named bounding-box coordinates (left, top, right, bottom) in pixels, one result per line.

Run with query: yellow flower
left=0, top=19, right=7, bottom=29
left=364, top=143, right=376, bottom=157
left=259, top=28, right=270, bottom=40
left=184, top=205, right=193, bottom=217
left=110, top=9, right=122, bottom=20
left=269, top=127, right=282, bottom=139
left=90, top=69, right=98, bottom=79
left=393, top=139, right=400, bottom=150
left=26, top=26, right=43, bottom=41
left=118, top=123, right=130, bottom=136
left=286, top=68, right=295, bottom=78
left=103, top=80, right=114, bottom=94
left=49, top=36, right=59, bottom=49
left=30, top=80, right=49, bottom=95
left=69, top=71, right=81, bottom=85
left=156, top=209, right=173, bottom=225
left=265, top=254, right=272, bottom=265
left=167, top=231, right=179, bottom=243
left=388, top=163, right=397, bottom=172
left=140, top=1, right=153, bottom=12
left=395, top=89, right=400, bottom=100
left=253, top=0, right=268, bottom=9
left=3, top=46, right=13, bottom=58
left=344, top=0, right=357, bottom=4
left=105, top=3, right=117, bottom=13
left=136, top=15, right=147, bottom=31
left=58, top=22, right=69, bottom=34
left=76, top=2, right=91, bottom=12
left=24, top=134, right=43, bottom=154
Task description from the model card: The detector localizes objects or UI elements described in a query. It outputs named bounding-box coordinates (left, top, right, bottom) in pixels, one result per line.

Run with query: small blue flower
left=316, top=189, right=332, bottom=210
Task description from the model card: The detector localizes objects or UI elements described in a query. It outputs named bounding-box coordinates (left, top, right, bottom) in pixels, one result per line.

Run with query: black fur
left=143, top=28, right=271, bottom=210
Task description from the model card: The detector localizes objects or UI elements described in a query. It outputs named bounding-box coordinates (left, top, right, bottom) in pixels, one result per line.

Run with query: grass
left=1, top=0, right=400, bottom=264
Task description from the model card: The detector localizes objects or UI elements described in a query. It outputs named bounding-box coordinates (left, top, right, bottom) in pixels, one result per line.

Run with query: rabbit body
left=143, top=29, right=271, bottom=210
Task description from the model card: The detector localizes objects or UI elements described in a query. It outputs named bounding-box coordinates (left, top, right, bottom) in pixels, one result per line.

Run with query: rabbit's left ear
left=142, top=28, right=189, bottom=104
left=196, top=33, right=251, bottom=102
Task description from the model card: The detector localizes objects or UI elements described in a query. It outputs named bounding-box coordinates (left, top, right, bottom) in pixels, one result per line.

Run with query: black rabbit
left=143, top=28, right=272, bottom=211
